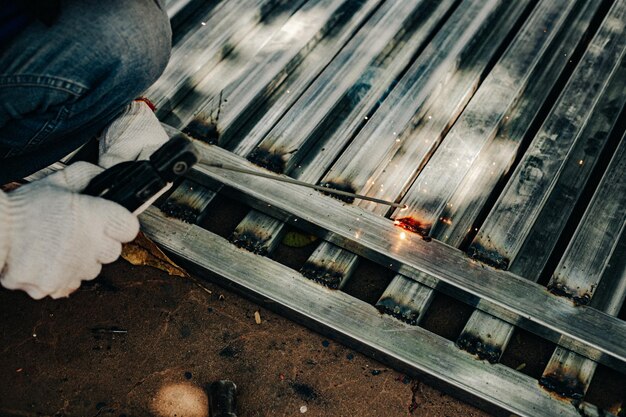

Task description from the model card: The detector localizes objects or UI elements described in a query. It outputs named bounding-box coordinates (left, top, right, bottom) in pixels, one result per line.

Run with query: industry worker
left=0, top=1, right=172, bottom=299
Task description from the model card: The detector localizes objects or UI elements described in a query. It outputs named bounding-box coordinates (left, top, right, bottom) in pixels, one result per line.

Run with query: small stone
left=300, top=405, right=308, bottom=413
left=321, top=340, right=329, bottom=348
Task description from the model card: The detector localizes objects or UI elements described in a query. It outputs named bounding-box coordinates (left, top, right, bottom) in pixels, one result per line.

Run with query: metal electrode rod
left=205, top=163, right=407, bottom=209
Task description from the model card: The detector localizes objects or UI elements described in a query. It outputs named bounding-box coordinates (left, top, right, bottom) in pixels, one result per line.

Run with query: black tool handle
left=83, top=134, right=198, bottom=212
left=83, top=160, right=165, bottom=212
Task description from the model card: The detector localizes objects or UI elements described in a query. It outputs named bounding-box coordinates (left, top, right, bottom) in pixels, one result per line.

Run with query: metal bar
left=376, top=274, right=434, bottom=325
left=546, top=135, right=626, bottom=306
left=185, top=142, right=626, bottom=372
left=299, top=0, right=528, bottom=292
left=246, top=0, right=457, bottom=175
left=299, top=246, right=358, bottom=288
left=175, top=0, right=368, bottom=145
left=148, top=0, right=287, bottom=117
left=457, top=0, right=626, bottom=363
left=375, top=0, right=603, bottom=325
left=230, top=209, right=287, bottom=255
left=318, top=0, right=530, bottom=212
left=540, top=129, right=626, bottom=400
left=300, top=241, right=360, bottom=289
left=140, top=206, right=614, bottom=417
left=157, top=178, right=216, bottom=224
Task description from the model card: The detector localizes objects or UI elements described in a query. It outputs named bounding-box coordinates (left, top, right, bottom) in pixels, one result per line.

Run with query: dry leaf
left=254, top=310, right=262, bottom=325
left=1, top=182, right=23, bottom=192
left=282, top=231, right=318, bottom=248
left=122, top=231, right=188, bottom=277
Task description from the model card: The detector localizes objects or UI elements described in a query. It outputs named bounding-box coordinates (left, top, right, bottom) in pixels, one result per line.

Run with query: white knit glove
left=0, top=162, right=140, bottom=299
left=99, top=100, right=169, bottom=168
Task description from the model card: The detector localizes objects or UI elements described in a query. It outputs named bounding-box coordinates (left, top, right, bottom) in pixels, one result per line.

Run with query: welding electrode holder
left=208, top=380, right=238, bottom=417
left=83, top=134, right=199, bottom=212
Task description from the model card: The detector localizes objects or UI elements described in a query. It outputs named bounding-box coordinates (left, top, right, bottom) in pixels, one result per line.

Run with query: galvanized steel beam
left=140, top=206, right=615, bottom=417
left=540, top=129, right=626, bottom=400
left=375, top=0, right=604, bottom=328
left=457, top=0, right=626, bottom=363
left=175, top=142, right=626, bottom=373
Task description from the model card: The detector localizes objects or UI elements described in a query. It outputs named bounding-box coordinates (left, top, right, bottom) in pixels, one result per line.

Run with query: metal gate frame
left=141, top=142, right=622, bottom=417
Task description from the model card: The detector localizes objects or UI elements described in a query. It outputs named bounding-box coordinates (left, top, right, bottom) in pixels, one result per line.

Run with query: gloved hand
left=99, top=99, right=169, bottom=168
left=0, top=162, right=140, bottom=299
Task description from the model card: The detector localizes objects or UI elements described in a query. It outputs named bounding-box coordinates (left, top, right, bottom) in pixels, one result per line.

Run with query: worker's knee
left=94, top=0, right=172, bottom=94
left=0, top=0, right=172, bottom=180
left=0, top=0, right=172, bottom=120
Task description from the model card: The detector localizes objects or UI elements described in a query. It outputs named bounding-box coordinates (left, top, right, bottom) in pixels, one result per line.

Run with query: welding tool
left=84, top=133, right=402, bottom=213
left=205, top=163, right=407, bottom=209
left=83, top=134, right=199, bottom=213
left=208, top=380, right=238, bottom=417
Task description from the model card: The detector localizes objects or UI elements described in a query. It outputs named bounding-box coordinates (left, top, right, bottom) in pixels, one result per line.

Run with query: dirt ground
left=0, top=256, right=493, bottom=417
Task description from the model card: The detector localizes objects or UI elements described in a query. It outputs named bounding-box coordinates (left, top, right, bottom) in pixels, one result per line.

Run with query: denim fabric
left=0, top=0, right=171, bottom=183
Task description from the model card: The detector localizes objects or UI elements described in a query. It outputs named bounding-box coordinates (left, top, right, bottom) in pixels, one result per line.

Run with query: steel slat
left=540, top=129, right=626, bottom=401
left=375, top=0, right=604, bottom=326
left=456, top=0, right=626, bottom=363
left=298, top=0, right=529, bottom=292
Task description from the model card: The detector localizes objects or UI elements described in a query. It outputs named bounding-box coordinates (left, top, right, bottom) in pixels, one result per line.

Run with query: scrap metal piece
left=208, top=380, right=238, bottom=417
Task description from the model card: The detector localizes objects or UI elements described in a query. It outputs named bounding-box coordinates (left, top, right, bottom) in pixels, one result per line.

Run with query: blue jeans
left=0, top=0, right=172, bottom=183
